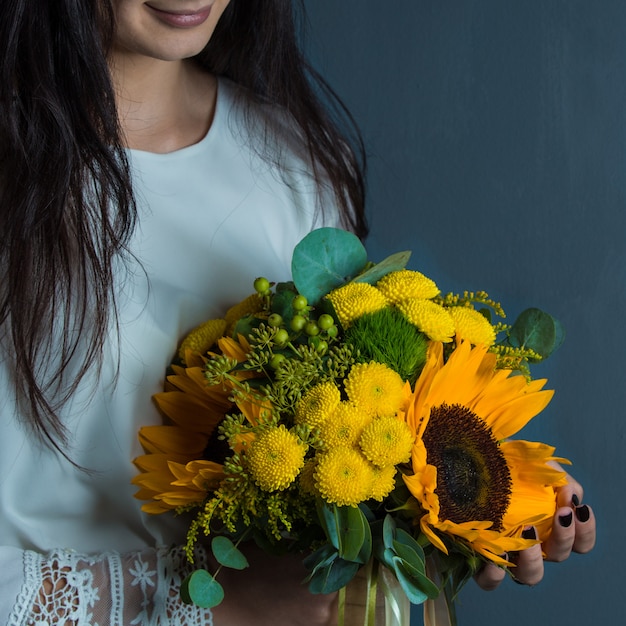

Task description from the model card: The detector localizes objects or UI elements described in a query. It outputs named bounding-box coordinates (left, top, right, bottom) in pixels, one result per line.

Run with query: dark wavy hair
left=0, top=0, right=367, bottom=454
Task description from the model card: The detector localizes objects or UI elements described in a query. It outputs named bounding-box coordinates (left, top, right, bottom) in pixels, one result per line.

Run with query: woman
left=0, top=1, right=595, bottom=624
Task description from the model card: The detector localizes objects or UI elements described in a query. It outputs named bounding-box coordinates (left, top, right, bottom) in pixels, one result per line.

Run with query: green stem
left=365, top=558, right=379, bottom=626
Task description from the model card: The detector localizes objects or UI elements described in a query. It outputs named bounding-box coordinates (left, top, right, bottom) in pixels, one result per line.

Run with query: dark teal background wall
left=304, top=1, right=618, bottom=624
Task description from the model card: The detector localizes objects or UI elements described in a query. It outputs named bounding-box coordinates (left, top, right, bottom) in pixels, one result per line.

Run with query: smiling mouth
left=145, top=3, right=213, bottom=28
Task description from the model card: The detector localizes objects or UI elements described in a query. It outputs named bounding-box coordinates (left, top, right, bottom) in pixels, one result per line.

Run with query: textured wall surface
left=304, top=1, right=617, bottom=624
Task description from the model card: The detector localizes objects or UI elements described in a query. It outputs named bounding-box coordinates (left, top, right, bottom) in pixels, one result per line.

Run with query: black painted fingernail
left=559, top=511, right=573, bottom=527
left=575, top=504, right=590, bottom=523
left=571, top=494, right=580, bottom=507
left=522, top=527, right=537, bottom=540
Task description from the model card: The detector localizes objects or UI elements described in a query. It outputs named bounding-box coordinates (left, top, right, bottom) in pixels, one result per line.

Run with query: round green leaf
left=507, top=307, right=565, bottom=359
left=211, top=536, right=249, bottom=570
left=180, top=569, right=224, bottom=608
left=291, top=228, right=368, bottom=305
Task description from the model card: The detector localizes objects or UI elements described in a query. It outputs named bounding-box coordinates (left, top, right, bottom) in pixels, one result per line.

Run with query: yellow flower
left=448, top=306, right=496, bottom=346
left=224, top=293, right=264, bottom=329
left=314, top=448, right=373, bottom=506
left=247, top=425, right=307, bottom=492
left=132, top=363, right=233, bottom=512
left=376, top=269, right=440, bottom=303
left=396, top=299, right=455, bottom=342
left=319, top=401, right=372, bottom=448
left=295, top=382, right=342, bottom=428
left=403, top=341, right=567, bottom=566
left=178, top=318, right=227, bottom=362
left=369, top=464, right=398, bottom=502
left=299, top=458, right=318, bottom=496
left=325, top=282, right=388, bottom=328
left=344, top=362, right=407, bottom=418
left=359, top=416, right=414, bottom=467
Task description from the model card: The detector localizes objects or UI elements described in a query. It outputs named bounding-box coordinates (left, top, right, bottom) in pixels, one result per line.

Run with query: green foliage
left=291, top=227, right=368, bottom=305
left=211, top=536, right=249, bottom=570
left=506, top=307, right=565, bottom=360
left=180, top=570, right=224, bottom=608
left=353, top=250, right=412, bottom=284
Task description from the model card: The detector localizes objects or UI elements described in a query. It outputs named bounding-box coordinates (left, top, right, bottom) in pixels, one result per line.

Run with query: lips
left=145, top=3, right=213, bottom=29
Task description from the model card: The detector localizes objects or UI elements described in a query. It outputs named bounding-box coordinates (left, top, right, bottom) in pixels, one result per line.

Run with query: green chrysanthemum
left=344, top=362, right=407, bottom=418
left=359, top=416, right=414, bottom=467
left=325, top=282, right=388, bottom=329
left=319, top=401, right=372, bottom=448
left=396, top=298, right=455, bottom=343
left=314, top=448, right=373, bottom=507
left=294, top=382, right=342, bottom=428
left=376, top=269, right=440, bottom=303
left=448, top=306, right=497, bottom=346
left=247, top=426, right=307, bottom=492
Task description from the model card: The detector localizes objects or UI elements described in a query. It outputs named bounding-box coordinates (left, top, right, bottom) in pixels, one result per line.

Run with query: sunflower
left=403, top=341, right=568, bottom=565
left=133, top=335, right=263, bottom=512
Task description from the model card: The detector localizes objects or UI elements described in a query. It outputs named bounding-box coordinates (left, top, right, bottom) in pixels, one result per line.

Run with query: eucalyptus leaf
left=211, top=536, right=249, bottom=570
left=382, top=514, right=397, bottom=550
left=336, top=506, right=368, bottom=563
left=394, top=528, right=426, bottom=564
left=316, top=500, right=341, bottom=551
left=180, top=570, right=224, bottom=608
left=302, top=544, right=339, bottom=581
left=507, top=307, right=565, bottom=359
left=291, top=228, right=368, bottom=305
left=307, top=558, right=360, bottom=594
left=352, top=251, right=412, bottom=285
left=393, top=556, right=440, bottom=602
left=392, top=540, right=426, bottom=575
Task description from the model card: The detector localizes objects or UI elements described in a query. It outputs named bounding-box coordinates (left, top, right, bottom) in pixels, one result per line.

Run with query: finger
left=474, top=561, right=507, bottom=591
left=572, top=503, right=596, bottom=554
left=544, top=506, right=576, bottom=561
left=554, top=470, right=584, bottom=509
left=509, top=530, right=544, bottom=586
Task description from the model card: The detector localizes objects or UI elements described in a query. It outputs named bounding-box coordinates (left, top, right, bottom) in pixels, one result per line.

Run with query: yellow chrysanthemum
left=325, top=282, right=388, bottom=328
left=376, top=269, right=440, bottom=303
left=247, top=425, right=307, bottom=492
left=403, top=341, right=567, bottom=566
left=178, top=318, right=227, bottom=362
left=396, top=299, right=455, bottom=343
left=314, top=448, right=373, bottom=506
left=299, top=458, right=318, bottom=496
left=294, top=382, right=342, bottom=428
left=344, top=362, right=407, bottom=418
left=369, top=464, right=398, bottom=502
left=359, top=416, right=414, bottom=467
left=448, top=306, right=496, bottom=347
left=318, top=401, right=372, bottom=448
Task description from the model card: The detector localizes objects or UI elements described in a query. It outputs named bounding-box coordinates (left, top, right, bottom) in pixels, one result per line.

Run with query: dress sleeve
left=3, top=545, right=215, bottom=626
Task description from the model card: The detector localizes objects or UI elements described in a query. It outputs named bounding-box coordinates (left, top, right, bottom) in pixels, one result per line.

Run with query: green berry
left=290, top=314, right=307, bottom=332
left=317, top=314, right=334, bottom=331
left=292, top=294, right=308, bottom=311
left=274, top=329, right=289, bottom=346
left=326, top=325, right=339, bottom=339
left=254, top=277, right=270, bottom=294
left=267, top=313, right=283, bottom=328
left=269, top=354, right=286, bottom=370
left=304, top=321, right=320, bottom=336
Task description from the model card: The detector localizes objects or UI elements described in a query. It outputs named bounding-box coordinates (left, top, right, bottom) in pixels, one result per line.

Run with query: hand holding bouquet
left=133, top=228, right=569, bottom=625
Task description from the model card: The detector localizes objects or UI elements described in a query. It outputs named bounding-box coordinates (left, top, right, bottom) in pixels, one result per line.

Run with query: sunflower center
left=423, top=403, right=511, bottom=530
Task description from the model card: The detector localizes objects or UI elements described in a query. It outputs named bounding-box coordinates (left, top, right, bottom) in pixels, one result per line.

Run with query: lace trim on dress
left=8, top=546, right=214, bottom=626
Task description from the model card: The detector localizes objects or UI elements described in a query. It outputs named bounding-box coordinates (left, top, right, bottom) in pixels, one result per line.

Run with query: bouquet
left=133, top=227, right=569, bottom=625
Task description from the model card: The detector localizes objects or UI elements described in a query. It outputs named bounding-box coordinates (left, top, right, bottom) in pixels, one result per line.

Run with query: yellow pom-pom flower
left=376, top=269, right=440, bottom=303
left=369, top=464, right=398, bottom=501
left=319, top=401, right=372, bottom=448
left=299, top=458, right=318, bottom=496
left=295, top=382, right=341, bottom=428
left=448, top=306, right=497, bottom=347
left=178, top=318, right=227, bottom=362
left=247, top=426, right=307, bottom=492
left=224, top=293, right=264, bottom=325
left=344, top=362, right=406, bottom=418
left=359, top=416, right=414, bottom=467
left=325, top=282, right=388, bottom=328
left=314, top=448, right=373, bottom=506
left=396, top=298, right=455, bottom=342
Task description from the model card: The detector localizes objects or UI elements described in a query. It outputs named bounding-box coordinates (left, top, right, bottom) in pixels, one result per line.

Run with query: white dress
left=0, top=78, right=339, bottom=625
